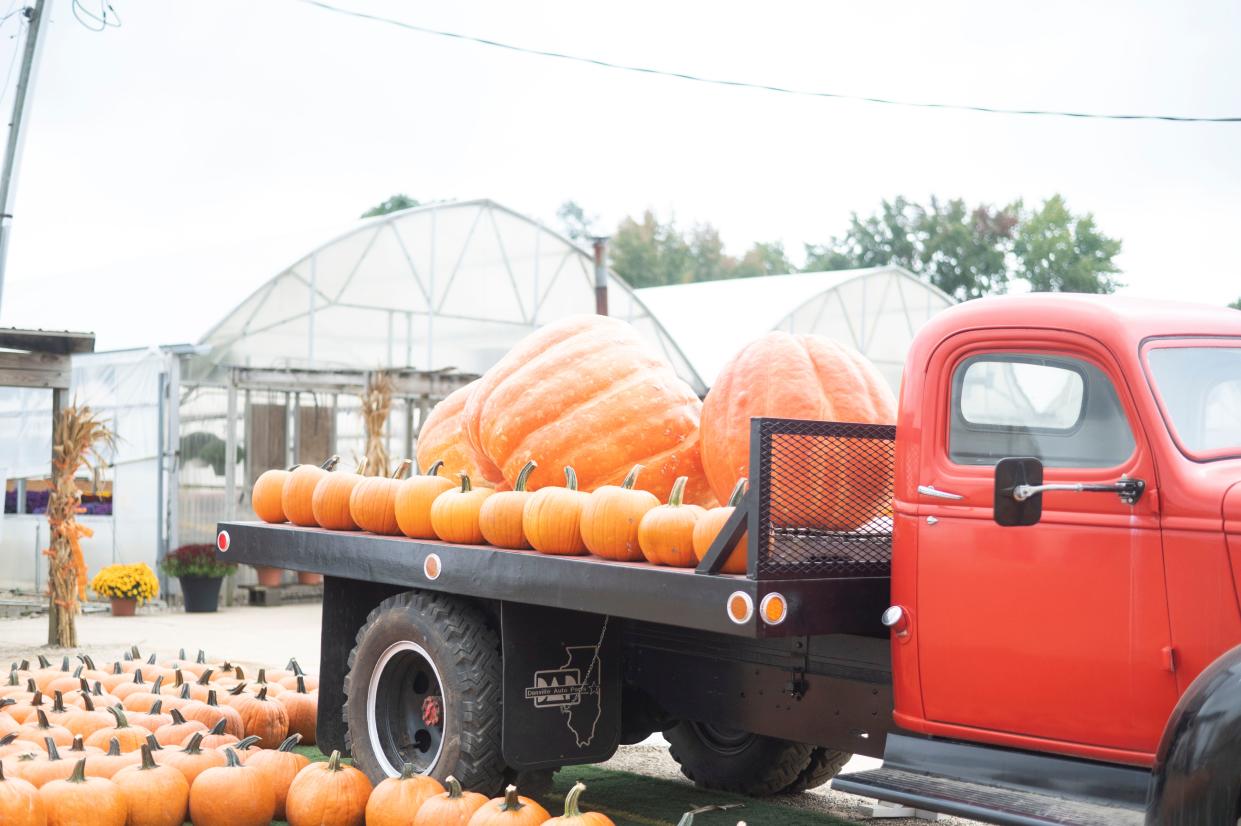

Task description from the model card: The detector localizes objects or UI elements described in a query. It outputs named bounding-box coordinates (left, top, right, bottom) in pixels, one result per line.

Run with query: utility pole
left=0, top=1, right=49, bottom=314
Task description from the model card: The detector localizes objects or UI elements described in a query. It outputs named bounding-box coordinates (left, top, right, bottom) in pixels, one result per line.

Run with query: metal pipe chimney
left=591, top=236, right=609, bottom=316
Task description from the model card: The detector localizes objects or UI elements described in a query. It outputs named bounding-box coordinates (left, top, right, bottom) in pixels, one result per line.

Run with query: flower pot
left=110, top=598, right=137, bottom=617
left=254, top=565, right=284, bottom=588
left=179, top=575, right=224, bottom=613
left=296, top=571, right=323, bottom=586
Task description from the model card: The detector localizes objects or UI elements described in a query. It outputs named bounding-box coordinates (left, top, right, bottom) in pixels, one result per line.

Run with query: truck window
left=1146, top=344, right=1241, bottom=460
left=949, top=354, right=1136, bottom=468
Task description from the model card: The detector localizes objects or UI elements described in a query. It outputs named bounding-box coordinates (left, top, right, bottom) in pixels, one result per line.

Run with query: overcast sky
left=0, top=0, right=1237, bottom=350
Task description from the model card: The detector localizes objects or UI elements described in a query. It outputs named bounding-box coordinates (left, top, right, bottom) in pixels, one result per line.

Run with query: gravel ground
left=1, top=600, right=973, bottom=825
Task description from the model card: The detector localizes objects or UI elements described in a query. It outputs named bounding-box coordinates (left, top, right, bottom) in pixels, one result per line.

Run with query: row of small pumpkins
left=255, top=315, right=896, bottom=551
left=255, top=455, right=750, bottom=573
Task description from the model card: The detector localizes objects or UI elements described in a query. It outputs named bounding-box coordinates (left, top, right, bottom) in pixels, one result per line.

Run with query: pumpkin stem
left=44, top=737, right=61, bottom=760
left=622, top=465, right=643, bottom=489
left=82, top=693, right=96, bottom=712
left=24, top=678, right=35, bottom=693
left=149, top=700, right=164, bottom=715
left=445, top=775, right=463, bottom=798
left=321, top=454, right=341, bottom=470
left=235, top=735, right=261, bottom=750
left=35, top=709, right=51, bottom=728
left=393, top=459, right=413, bottom=479
left=0, top=733, right=16, bottom=747
left=276, top=733, right=302, bottom=752
left=132, top=669, right=145, bottom=685
left=145, top=734, right=163, bottom=752
left=208, top=718, right=227, bottom=735
left=138, top=743, right=158, bottom=770
left=228, top=683, right=248, bottom=696
left=326, top=749, right=343, bottom=771
left=296, top=675, right=309, bottom=694
left=68, top=757, right=88, bottom=783
left=81, top=654, right=97, bottom=670
left=37, top=654, right=51, bottom=668
left=426, top=460, right=444, bottom=477
left=0, top=761, right=5, bottom=781
left=149, top=675, right=163, bottom=695
left=107, top=706, right=131, bottom=728
left=499, top=785, right=525, bottom=811
left=178, top=684, right=192, bottom=701
left=70, top=734, right=86, bottom=753
left=129, top=646, right=141, bottom=661
left=289, top=658, right=304, bottom=677
left=51, top=690, right=67, bottom=712
left=458, top=473, right=472, bottom=493
left=5, top=670, right=16, bottom=687
left=172, top=668, right=184, bottom=687
left=182, top=732, right=205, bottom=754
left=564, top=466, right=578, bottom=491
left=107, top=738, right=122, bottom=757
left=256, top=668, right=268, bottom=684
left=667, top=476, right=688, bottom=507
left=170, top=708, right=188, bottom=724
left=177, top=648, right=186, bottom=661
left=356, top=457, right=369, bottom=475
left=60, top=656, right=70, bottom=671
left=196, top=668, right=214, bottom=685
left=206, top=690, right=221, bottom=707
left=399, top=762, right=415, bottom=779
left=111, top=662, right=122, bottom=675
left=234, top=666, right=246, bottom=681
left=728, top=478, right=747, bottom=507
left=223, top=747, right=241, bottom=768
left=257, top=686, right=268, bottom=701
left=563, top=781, right=587, bottom=817
left=146, top=653, right=157, bottom=665
left=196, top=650, right=207, bottom=665
left=514, top=460, right=537, bottom=492
left=0, top=698, right=11, bottom=710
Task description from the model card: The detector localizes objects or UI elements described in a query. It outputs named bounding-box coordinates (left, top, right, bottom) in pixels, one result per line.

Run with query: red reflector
left=217, top=530, right=230, bottom=552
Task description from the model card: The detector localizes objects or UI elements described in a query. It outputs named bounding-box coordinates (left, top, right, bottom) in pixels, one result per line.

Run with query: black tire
left=666, top=720, right=817, bottom=797
left=779, top=746, right=851, bottom=794
left=342, top=590, right=506, bottom=794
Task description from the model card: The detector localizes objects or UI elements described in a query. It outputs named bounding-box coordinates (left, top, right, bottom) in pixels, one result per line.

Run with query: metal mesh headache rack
left=697, top=417, right=895, bottom=580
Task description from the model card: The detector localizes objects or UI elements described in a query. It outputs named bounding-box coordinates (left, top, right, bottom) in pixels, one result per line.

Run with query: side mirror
left=994, top=457, right=1044, bottom=527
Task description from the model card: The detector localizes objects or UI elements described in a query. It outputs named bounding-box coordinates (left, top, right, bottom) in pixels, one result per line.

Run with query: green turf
left=279, top=746, right=849, bottom=826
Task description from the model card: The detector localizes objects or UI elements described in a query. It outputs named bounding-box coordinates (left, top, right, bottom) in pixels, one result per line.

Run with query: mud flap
left=500, top=602, right=620, bottom=770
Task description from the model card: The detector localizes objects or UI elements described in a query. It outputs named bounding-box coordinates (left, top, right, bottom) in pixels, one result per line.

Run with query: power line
left=298, top=0, right=1239, bottom=124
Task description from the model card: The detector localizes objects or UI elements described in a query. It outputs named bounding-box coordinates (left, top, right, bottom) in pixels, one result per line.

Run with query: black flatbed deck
left=216, top=521, right=888, bottom=638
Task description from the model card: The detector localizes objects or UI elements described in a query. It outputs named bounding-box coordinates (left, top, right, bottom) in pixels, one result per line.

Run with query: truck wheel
left=779, top=746, right=851, bottom=794
left=666, top=721, right=816, bottom=797
left=342, top=590, right=506, bottom=794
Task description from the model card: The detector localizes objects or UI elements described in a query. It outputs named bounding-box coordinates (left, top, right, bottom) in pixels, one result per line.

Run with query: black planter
left=179, top=575, right=224, bottom=613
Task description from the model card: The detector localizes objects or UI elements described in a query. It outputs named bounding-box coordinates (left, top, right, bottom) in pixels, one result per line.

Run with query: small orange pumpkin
left=126, top=699, right=172, bottom=735
left=232, top=687, right=288, bottom=749
left=479, top=460, right=538, bottom=549
left=19, top=738, right=76, bottom=787
left=365, top=761, right=444, bottom=826
left=466, top=784, right=550, bottom=825
left=350, top=460, right=414, bottom=535
left=179, top=690, right=244, bottom=739
left=277, top=660, right=319, bottom=692
left=283, top=456, right=341, bottom=527
left=16, top=711, right=71, bottom=750
left=152, top=710, right=205, bottom=747
left=85, top=708, right=147, bottom=753
left=638, top=477, right=705, bottom=567
left=691, top=478, right=749, bottom=574
left=431, top=474, right=494, bottom=545
left=243, top=734, right=308, bottom=820
left=38, top=758, right=126, bottom=826
left=275, top=676, right=316, bottom=745
left=284, top=749, right=372, bottom=826
left=413, top=775, right=487, bottom=826
left=252, top=468, right=292, bottom=523
left=394, top=461, right=456, bottom=539
left=154, top=732, right=223, bottom=787
left=312, top=458, right=369, bottom=530
left=187, top=748, right=275, bottom=826
left=0, top=758, right=44, bottom=826
left=82, top=738, right=140, bottom=780
left=579, top=465, right=659, bottom=562
left=112, top=743, right=189, bottom=826
left=523, top=467, right=589, bottom=556
left=544, top=782, right=613, bottom=826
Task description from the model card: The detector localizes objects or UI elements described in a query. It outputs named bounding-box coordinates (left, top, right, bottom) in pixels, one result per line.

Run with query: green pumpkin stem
left=276, top=733, right=302, bottom=752
left=145, top=734, right=163, bottom=752
left=563, top=781, right=587, bottom=817
left=146, top=654, right=157, bottom=666
left=177, top=648, right=187, bottom=661
left=399, top=762, right=415, bottom=779
left=81, top=693, right=96, bottom=712
left=172, top=668, right=184, bottom=687
left=289, top=658, right=304, bottom=677
left=106, top=706, right=131, bottom=728
left=514, top=460, right=537, bottom=492
left=256, top=668, right=269, bottom=685
left=0, top=761, right=6, bottom=781
left=622, top=465, right=643, bottom=489
left=727, top=478, right=747, bottom=507
left=138, top=743, right=158, bottom=770
left=0, top=732, right=17, bottom=747
left=426, top=460, right=444, bottom=477
left=196, top=668, right=214, bottom=685
left=111, top=662, right=123, bottom=675
left=296, top=675, right=309, bottom=694
left=459, top=473, right=472, bottom=493
left=60, top=656, right=70, bottom=672
left=132, top=669, right=145, bottom=685
left=326, top=749, right=343, bottom=771
left=223, top=747, right=241, bottom=768
left=499, top=785, right=525, bottom=811
left=149, top=675, right=163, bottom=695
left=196, top=650, right=207, bottom=665
left=182, top=732, right=205, bottom=754
left=444, top=775, right=463, bottom=798
left=236, top=735, right=261, bottom=750
left=208, top=718, right=227, bottom=735
left=321, top=454, right=341, bottom=470
left=129, top=646, right=141, bottom=661
left=393, top=459, right=413, bottom=480
left=51, top=691, right=67, bottom=713
left=564, top=467, right=578, bottom=491
left=107, top=738, right=122, bottom=757
left=150, top=699, right=164, bottom=715
left=170, top=708, right=188, bottom=724
left=228, top=682, right=248, bottom=696
left=44, top=737, right=61, bottom=760
left=38, top=655, right=51, bottom=668
left=178, top=684, right=192, bottom=701
left=257, top=686, right=268, bottom=701
left=0, top=698, right=12, bottom=710
left=68, top=757, right=88, bottom=783
left=667, top=476, right=688, bottom=507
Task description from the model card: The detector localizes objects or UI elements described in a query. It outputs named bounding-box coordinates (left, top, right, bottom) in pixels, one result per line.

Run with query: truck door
left=915, top=331, right=1177, bottom=756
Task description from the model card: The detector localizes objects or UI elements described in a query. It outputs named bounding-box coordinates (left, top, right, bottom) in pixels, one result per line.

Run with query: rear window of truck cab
left=949, top=353, right=1136, bottom=468
left=1144, top=340, right=1241, bottom=461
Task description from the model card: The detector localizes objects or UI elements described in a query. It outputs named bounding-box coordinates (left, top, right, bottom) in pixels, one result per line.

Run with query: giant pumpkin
left=416, top=381, right=502, bottom=486
left=463, top=315, right=712, bottom=504
left=700, top=333, right=896, bottom=530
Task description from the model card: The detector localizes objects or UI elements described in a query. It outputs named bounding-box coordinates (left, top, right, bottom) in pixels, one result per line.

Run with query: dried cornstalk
left=359, top=371, right=393, bottom=477
left=46, top=403, right=116, bottom=647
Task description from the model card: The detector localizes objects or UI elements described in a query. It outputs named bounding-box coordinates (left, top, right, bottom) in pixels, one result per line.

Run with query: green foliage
left=179, top=432, right=243, bottom=476
left=1231, top=298, right=1241, bottom=310
left=160, top=544, right=237, bottom=579
left=361, top=194, right=421, bottom=218
left=556, top=200, right=596, bottom=241
left=1013, top=195, right=1122, bottom=293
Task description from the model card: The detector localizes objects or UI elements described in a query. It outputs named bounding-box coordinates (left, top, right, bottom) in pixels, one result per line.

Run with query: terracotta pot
left=110, top=597, right=137, bottom=617
left=296, top=571, right=323, bottom=586
left=254, top=566, right=284, bottom=588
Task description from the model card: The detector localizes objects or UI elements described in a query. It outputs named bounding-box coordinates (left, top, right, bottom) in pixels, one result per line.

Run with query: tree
left=361, top=194, right=420, bottom=219
left=556, top=201, right=596, bottom=241
left=734, top=241, right=795, bottom=279
left=1231, top=298, right=1241, bottom=310
left=1013, top=195, right=1122, bottom=294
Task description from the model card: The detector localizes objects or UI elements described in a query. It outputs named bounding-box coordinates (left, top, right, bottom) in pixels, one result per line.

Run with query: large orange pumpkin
left=0, top=758, right=44, bottom=826
left=187, top=748, right=275, bottom=826
left=282, top=456, right=341, bottom=527
left=430, top=474, right=493, bottom=545
left=691, top=478, right=749, bottom=574
left=243, top=734, right=308, bottom=820
left=364, top=762, right=444, bottom=826
left=478, top=460, right=537, bottom=549
left=466, top=784, right=549, bottom=825
left=350, top=460, right=413, bottom=536
left=311, top=458, right=368, bottom=531
left=413, top=775, right=487, bottom=826
left=699, top=332, right=896, bottom=530
left=111, top=744, right=189, bottom=826
left=463, top=315, right=712, bottom=504
left=522, top=467, right=589, bottom=556
left=284, top=750, right=372, bottom=826
left=637, top=477, right=704, bottom=568
left=417, top=381, right=503, bottom=486
left=38, top=758, right=126, bottom=826
left=579, top=465, right=659, bottom=562
left=394, top=461, right=455, bottom=540
left=231, top=688, right=288, bottom=749
left=252, top=468, right=292, bottom=524
left=275, top=677, right=316, bottom=746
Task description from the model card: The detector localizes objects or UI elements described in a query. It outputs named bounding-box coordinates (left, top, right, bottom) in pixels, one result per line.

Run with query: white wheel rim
left=366, top=640, right=447, bottom=777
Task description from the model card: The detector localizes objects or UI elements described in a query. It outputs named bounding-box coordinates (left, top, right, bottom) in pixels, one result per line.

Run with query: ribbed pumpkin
left=82, top=738, right=140, bottom=780
left=466, top=784, right=550, bottom=826
left=478, top=460, right=538, bottom=549
left=350, top=460, right=413, bottom=535
left=283, top=456, right=341, bottom=527
left=154, top=732, right=223, bottom=787
left=252, top=468, right=292, bottom=523
left=463, top=315, right=712, bottom=504
left=699, top=332, right=896, bottom=529
left=312, top=458, right=369, bottom=530
left=413, top=775, right=487, bottom=826
left=691, top=478, right=748, bottom=574
left=416, top=380, right=504, bottom=486
left=17, top=712, right=71, bottom=750
left=244, top=734, right=307, bottom=820
left=284, top=749, right=372, bottom=826
left=38, top=758, right=126, bottom=826
left=545, top=782, right=614, bottom=826
left=85, top=708, right=146, bottom=753
left=152, top=710, right=204, bottom=747
left=638, top=477, right=704, bottom=567
left=523, top=467, right=589, bottom=556
left=394, top=461, right=455, bottom=539
left=179, top=690, right=244, bottom=739
left=19, top=739, right=75, bottom=788
left=0, top=759, right=44, bottom=826
left=187, top=748, right=275, bottom=826
left=126, top=699, right=172, bottom=735
left=232, top=687, right=288, bottom=749
left=275, top=677, right=316, bottom=745
left=430, top=474, right=494, bottom=545
left=365, top=761, right=444, bottom=826
left=112, top=744, right=189, bottom=826
left=579, top=465, right=659, bottom=562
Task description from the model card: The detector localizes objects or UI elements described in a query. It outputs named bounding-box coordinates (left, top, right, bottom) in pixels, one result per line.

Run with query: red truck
left=218, top=294, right=1241, bottom=825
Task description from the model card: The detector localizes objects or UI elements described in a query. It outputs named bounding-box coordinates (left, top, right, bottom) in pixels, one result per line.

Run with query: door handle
left=918, top=485, right=964, bottom=501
